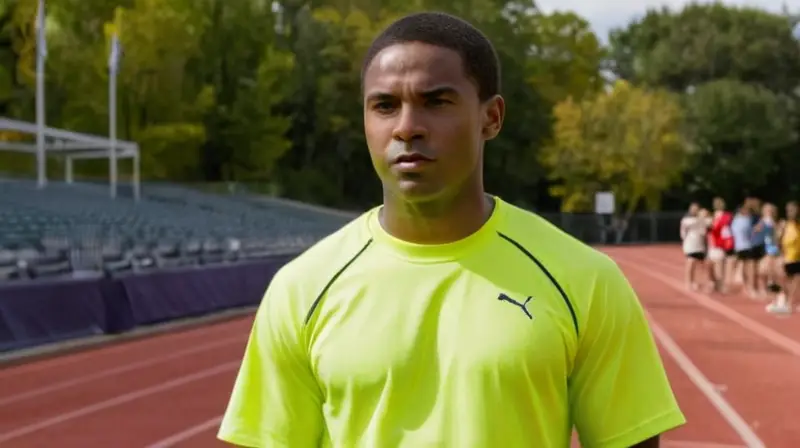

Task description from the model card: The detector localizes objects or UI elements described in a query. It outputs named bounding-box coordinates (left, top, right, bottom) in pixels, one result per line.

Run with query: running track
left=1, top=245, right=798, bottom=447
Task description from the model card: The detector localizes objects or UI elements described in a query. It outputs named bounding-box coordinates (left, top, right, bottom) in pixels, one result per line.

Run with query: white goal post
left=0, top=117, right=140, bottom=201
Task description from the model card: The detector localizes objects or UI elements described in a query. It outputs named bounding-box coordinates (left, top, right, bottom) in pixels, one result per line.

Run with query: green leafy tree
left=607, top=3, right=800, bottom=206
left=683, top=79, right=797, bottom=198
left=608, top=4, right=800, bottom=94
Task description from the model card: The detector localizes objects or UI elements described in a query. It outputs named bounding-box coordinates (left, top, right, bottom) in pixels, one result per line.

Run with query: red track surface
left=1, top=245, right=798, bottom=447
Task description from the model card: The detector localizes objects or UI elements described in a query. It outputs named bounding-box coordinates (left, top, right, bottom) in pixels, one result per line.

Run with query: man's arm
left=217, top=272, right=324, bottom=447
left=569, top=258, right=685, bottom=448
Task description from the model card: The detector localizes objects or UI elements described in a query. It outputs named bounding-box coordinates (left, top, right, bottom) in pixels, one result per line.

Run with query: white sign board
left=594, top=191, right=615, bottom=214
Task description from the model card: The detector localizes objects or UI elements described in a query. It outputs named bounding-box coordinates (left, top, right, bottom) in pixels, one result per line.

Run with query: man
left=218, top=12, right=685, bottom=447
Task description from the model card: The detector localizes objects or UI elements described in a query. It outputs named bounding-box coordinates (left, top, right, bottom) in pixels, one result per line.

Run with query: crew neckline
left=367, top=196, right=505, bottom=263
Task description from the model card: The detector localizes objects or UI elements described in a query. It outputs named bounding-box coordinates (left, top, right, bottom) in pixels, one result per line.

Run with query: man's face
left=713, top=197, right=725, bottom=211
left=362, top=42, right=504, bottom=203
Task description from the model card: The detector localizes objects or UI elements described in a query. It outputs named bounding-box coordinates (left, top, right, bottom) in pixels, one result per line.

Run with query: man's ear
left=481, top=94, right=505, bottom=141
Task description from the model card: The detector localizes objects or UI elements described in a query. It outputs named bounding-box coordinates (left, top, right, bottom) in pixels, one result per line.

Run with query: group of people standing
left=680, top=197, right=800, bottom=315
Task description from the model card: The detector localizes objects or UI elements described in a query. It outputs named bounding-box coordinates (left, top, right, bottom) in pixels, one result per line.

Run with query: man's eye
left=373, top=102, right=395, bottom=113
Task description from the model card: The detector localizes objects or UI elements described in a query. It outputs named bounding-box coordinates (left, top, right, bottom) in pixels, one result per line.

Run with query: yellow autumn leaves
left=541, top=80, right=691, bottom=214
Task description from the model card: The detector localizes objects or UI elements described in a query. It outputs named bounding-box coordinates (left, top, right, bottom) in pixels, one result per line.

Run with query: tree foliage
left=608, top=3, right=800, bottom=206
left=683, top=79, right=797, bottom=199
left=542, top=81, right=690, bottom=213
left=0, top=0, right=797, bottom=211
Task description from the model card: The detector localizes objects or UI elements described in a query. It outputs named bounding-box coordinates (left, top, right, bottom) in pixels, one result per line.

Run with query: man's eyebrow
left=421, top=87, right=459, bottom=98
left=365, top=87, right=460, bottom=103
left=365, top=92, right=395, bottom=103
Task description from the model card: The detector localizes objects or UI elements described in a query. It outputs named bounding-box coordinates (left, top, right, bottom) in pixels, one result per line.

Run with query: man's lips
left=392, top=153, right=435, bottom=173
left=393, top=153, right=435, bottom=164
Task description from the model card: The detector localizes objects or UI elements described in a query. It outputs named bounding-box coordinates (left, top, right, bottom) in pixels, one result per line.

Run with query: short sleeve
left=218, top=271, right=324, bottom=447
left=569, top=259, right=686, bottom=448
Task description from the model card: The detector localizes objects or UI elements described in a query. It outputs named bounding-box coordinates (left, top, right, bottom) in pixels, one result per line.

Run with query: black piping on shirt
left=497, top=232, right=580, bottom=336
left=304, top=238, right=373, bottom=325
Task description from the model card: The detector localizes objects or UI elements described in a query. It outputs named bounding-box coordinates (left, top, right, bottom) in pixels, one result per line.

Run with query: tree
left=683, top=79, right=797, bottom=199
left=523, top=10, right=606, bottom=104
left=607, top=3, right=800, bottom=95
left=0, top=0, right=616, bottom=211
left=607, top=2, right=800, bottom=207
left=190, top=0, right=295, bottom=182
left=541, top=80, right=691, bottom=217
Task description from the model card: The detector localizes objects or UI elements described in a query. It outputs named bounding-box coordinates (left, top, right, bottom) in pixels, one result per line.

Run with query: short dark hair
left=361, top=12, right=501, bottom=102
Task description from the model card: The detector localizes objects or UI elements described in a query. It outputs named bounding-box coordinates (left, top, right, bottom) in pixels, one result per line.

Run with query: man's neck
left=379, top=187, right=494, bottom=245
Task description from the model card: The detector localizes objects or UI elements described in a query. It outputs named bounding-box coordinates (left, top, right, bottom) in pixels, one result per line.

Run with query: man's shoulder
left=498, top=201, right=611, bottom=272
left=496, top=202, right=624, bottom=322
left=270, top=209, right=375, bottom=294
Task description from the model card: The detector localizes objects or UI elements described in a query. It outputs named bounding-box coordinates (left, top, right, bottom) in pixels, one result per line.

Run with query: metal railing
left=537, top=212, right=685, bottom=245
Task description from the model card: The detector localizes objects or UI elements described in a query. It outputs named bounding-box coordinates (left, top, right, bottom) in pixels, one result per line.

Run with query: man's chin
left=390, top=179, right=446, bottom=203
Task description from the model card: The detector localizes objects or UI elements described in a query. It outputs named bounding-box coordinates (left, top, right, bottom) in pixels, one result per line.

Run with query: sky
left=534, top=0, right=792, bottom=40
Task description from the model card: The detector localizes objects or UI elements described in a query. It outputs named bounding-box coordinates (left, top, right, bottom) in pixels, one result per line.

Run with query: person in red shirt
left=708, top=197, right=734, bottom=292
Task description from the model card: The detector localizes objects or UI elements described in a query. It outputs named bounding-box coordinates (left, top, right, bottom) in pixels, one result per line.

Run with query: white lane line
left=618, top=256, right=800, bottom=357
left=0, top=336, right=244, bottom=406
left=646, top=310, right=765, bottom=448
left=144, top=415, right=223, bottom=448
left=0, top=362, right=239, bottom=444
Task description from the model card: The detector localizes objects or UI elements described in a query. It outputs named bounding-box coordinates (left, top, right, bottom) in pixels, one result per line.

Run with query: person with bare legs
left=708, top=197, right=734, bottom=293
left=698, top=208, right=716, bottom=289
left=731, top=203, right=757, bottom=298
left=680, top=202, right=710, bottom=291
left=767, top=201, right=800, bottom=315
left=737, top=197, right=762, bottom=287
left=754, top=203, right=780, bottom=299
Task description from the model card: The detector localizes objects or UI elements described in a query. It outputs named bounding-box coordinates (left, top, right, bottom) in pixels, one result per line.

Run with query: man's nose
left=392, top=105, right=427, bottom=142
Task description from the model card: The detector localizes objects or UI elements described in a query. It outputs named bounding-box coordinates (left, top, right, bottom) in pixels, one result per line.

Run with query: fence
left=537, top=211, right=685, bottom=245
left=184, top=182, right=687, bottom=246
left=152, top=181, right=689, bottom=246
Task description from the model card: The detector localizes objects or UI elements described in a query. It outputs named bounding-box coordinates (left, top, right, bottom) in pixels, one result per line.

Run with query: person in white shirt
left=681, top=203, right=713, bottom=291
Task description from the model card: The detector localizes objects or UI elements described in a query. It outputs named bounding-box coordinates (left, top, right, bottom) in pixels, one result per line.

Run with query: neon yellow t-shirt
left=218, top=197, right=685, bottom=447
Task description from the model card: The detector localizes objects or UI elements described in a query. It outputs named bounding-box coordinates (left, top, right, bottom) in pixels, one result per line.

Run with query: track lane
left=3, top=363, right=239, bottom=447
left=4, top=246, right=794, bottom=446
left=0, top=335, right=246, bottom=407
left=0, top=342, right=247, bottom=443
left=611, top=249, right=800, bottom=447
left=0, top=316, right=252, bottom=385
left=618, top=247, right=800, bottom=342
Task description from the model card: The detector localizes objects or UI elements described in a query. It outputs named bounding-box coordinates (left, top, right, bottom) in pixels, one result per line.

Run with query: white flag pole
left=108, top=33, right=120, bottom=199
left=35, top=0, right=47, bottom=189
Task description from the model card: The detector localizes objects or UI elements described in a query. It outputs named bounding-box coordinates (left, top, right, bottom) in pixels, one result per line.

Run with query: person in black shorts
left=681, top=204, right=712, bottom=291
left=731, top=204, right=758, bottom=297
left=748, top=197, right=767, bottom=264
left=767, top=201, right=800, bottom=314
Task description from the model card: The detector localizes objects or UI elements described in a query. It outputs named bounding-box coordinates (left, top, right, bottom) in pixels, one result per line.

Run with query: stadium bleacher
left=0, top=178, right=352, bottom=282
left=0, top=178, right=357, bottom=352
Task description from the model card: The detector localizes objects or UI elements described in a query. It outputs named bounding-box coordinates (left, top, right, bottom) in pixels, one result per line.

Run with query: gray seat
left=0, top=179, right=351, bottom=279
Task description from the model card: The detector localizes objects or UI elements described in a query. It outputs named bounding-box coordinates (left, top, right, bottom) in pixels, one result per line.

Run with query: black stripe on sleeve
left=497, top=232, right=579, bottom=335
left=304, top=238, right=373, bottom=325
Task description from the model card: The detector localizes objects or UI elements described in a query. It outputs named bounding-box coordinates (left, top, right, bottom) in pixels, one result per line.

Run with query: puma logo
left=498, top=293, right=533, bottom=320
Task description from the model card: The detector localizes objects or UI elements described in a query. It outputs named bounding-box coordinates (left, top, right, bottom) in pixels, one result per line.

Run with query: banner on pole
left=36, top=0, right=47, bottom=59
left=108, top=33, right=121, bottom=74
